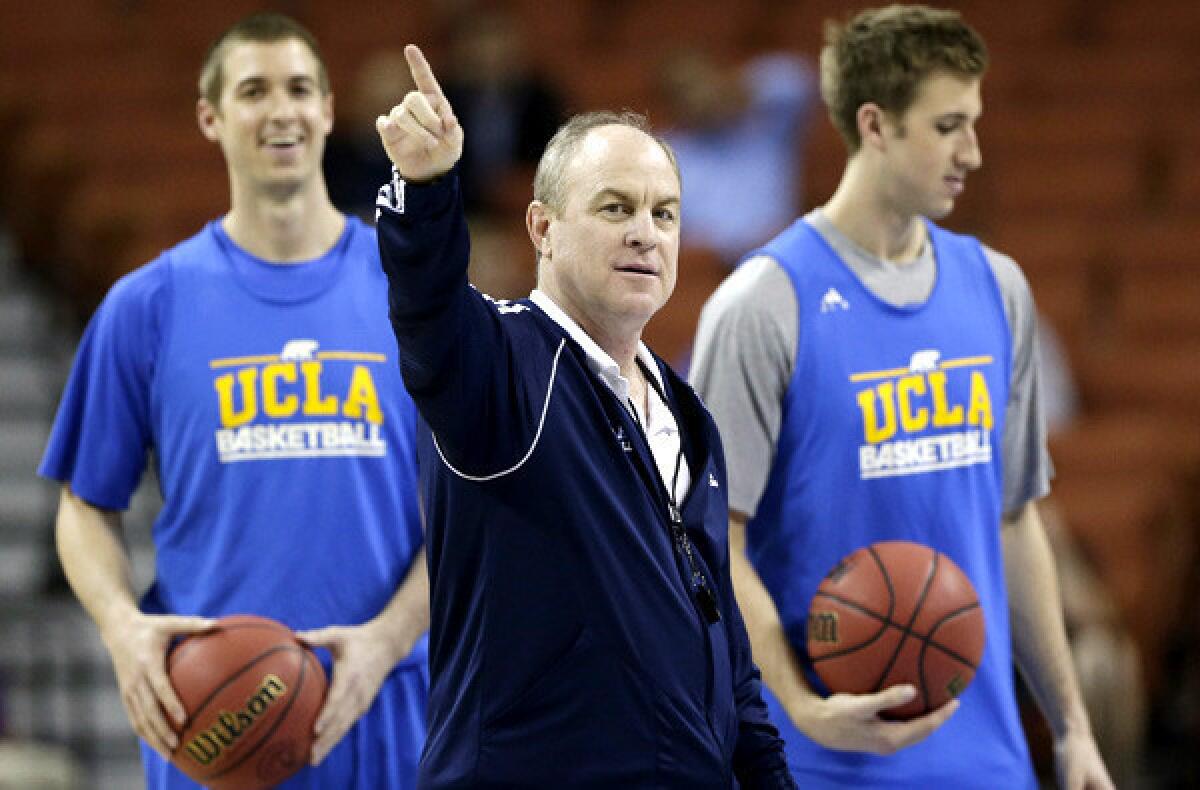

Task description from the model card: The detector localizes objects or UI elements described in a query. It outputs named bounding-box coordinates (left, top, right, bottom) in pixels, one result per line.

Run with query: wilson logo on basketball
left=184, top=674, right=288, bottom=766
left=808, top=612, right=840, bottom=644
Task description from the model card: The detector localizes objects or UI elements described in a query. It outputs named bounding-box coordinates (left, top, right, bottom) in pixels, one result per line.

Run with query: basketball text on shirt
left=209, top=339, right=387, bottom=462
left=852, top=349, right=994, bottom=480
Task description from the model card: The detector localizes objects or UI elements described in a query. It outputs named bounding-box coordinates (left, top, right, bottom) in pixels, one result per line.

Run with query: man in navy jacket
left=372, top=46, right=794, bottom=788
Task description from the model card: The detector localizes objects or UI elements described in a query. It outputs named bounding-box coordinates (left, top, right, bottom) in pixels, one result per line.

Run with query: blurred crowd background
left=1, top=0, right=1198, bottom=786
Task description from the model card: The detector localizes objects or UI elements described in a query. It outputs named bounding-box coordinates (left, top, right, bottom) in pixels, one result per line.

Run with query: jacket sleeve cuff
left=376, top=166, right=459, bottom=222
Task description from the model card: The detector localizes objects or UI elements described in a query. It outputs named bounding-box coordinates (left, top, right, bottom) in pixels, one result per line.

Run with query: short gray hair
left=532, top=111, right=681, bottom=213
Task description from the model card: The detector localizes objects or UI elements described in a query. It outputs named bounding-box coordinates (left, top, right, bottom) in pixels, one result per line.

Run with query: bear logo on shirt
left=280, top=339, right=319, bottom=362
left=908, top=349, right=940, bottom=373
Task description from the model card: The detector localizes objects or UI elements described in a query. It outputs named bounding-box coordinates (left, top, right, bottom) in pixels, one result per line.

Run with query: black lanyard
left=627, top=361, right=721, bottom=625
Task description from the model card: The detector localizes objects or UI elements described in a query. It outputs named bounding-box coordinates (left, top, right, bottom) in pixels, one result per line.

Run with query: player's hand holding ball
left=166, top=615, right=328, bottom=790
left=799, top=540, right=984, bottom=754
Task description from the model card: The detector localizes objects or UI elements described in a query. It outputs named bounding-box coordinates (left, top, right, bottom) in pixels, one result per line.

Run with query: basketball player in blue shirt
left=690, top=6, right=1113, bottom=788
left=39, top=14, right=428, bottom=788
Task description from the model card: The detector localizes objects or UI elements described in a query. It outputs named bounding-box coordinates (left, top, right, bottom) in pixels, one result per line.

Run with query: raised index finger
left=404, top=44, right=445, bottom=102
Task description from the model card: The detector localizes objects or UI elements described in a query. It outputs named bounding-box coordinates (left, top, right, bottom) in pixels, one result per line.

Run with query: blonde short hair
left=198, top=12, right=330, bottom=108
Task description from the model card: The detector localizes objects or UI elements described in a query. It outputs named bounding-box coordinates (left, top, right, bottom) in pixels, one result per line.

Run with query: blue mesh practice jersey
left=747, top=218, right=1036, bottom=788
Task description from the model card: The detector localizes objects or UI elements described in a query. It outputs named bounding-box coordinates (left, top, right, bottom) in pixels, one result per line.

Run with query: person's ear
left=526, top=200, right=553, bottom=262
left=858, top=102, right=889, bottom=151
left=320, top=91, right=334, bottom=137
left=197, top=98, right=221, bottom=143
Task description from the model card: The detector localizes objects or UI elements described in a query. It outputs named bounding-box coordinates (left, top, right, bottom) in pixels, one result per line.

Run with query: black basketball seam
left=923, top=602, right=983, bottom=669
left=204, top=644, right=310, bottom=781
left=167, top=620, right=292, bottom=669
left=924, top=640, right=978, bottom=669
left=809, top=546, right=897, bottom=668
left=869, top=546, right=897, bottom=625
left=810, top=598, right=982, bottom=665
left=872, top=548, right=938, bottom=710
left=181, top=644, right=298, bottom=723
left=255, top=650, right=326, bottom=781
left=810, top=595, right=982, bottom=665
left=809, top=591, right=894, bottom=661
left=917, top=602, right=982, bottom=710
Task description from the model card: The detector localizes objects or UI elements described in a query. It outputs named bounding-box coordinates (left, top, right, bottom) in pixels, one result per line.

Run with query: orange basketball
left=806, top=540, right=985, bottom=720
left=167, top=615, right=327, bottom=790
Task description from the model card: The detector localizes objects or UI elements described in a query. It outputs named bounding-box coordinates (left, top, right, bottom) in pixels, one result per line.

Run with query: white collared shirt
left=530, top=290, right=691, bottom=506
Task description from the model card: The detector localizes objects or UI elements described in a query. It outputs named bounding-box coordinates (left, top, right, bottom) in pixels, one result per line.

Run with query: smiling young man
left=371, top=46, right=794, bottom=788
left=689, top=5, right=1114, bottom=789
left=40, top=13, right=429, bottom=789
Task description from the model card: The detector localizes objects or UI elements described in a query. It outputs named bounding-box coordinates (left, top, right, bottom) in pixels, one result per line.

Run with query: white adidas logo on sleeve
left=820, top=287, right=850, bottom=313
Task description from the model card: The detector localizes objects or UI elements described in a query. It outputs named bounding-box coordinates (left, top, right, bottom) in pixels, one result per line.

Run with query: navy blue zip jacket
left=376, top=170, right=793, bottom=789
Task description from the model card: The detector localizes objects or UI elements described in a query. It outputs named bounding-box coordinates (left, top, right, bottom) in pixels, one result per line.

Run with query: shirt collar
left=529, top=289, right=665, bottom=402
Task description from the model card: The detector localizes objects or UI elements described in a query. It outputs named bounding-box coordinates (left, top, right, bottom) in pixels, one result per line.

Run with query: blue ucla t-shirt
left=41, top=217, right=429, bottom=788
left=41, top=216, right=424, bottom=634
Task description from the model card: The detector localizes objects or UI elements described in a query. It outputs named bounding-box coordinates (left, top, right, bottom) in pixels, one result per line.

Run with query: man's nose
left=265, top=90, right=300, bottom=121
left=958, top=127, right=982, bottom=171
left=624, top=211, right=657, bottom=250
